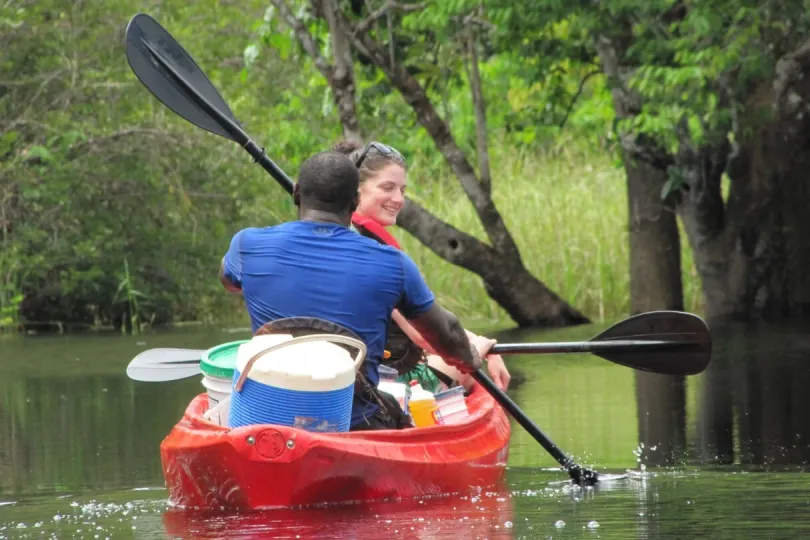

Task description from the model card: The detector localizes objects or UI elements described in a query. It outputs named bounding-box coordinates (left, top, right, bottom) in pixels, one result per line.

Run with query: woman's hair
left=331, top=140, right=406, bottom=184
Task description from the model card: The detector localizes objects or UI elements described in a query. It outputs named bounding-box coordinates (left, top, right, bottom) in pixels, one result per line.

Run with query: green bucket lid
left=200, top=340, right=249, bottom=379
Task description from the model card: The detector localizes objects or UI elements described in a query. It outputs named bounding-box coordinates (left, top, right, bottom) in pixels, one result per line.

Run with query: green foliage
left=601, top=0, right=810, bottom=157
left=1, top=0, right=275, bottom=329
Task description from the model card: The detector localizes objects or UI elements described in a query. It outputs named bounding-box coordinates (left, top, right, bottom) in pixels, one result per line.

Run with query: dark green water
left=2, top=319, right=810, bottom=539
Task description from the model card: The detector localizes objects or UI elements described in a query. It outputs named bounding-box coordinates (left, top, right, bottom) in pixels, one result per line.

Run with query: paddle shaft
left=491, top=339, right=697, bottom=355
left=140, top=40, right=294, bottom=194
left=471, top=370, right=596, bottom=484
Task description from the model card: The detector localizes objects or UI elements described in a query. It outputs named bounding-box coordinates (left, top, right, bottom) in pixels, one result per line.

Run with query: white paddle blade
left=126, top=348, right=207, bottom=382
left=127, top=362, right=202, bottom=382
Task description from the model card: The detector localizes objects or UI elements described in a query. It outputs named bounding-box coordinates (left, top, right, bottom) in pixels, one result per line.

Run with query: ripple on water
left=4, top=471, right=810, bottom=539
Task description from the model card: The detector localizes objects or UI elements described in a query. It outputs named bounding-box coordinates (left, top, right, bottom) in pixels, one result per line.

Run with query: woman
left=333, top=140, right=512, bottom=392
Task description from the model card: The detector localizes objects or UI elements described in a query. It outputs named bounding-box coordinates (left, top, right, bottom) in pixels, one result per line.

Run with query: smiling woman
left=357, top=160, right=407, bottom=226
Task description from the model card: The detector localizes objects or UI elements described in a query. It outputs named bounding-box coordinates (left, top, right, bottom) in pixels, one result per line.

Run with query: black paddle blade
left=591, top=310, right=711, bottom=375
left=125, top=13, right=240, bottom=142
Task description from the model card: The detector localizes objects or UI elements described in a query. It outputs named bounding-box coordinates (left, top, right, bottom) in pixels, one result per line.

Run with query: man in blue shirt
left=219, top=151, right=485, bottom=430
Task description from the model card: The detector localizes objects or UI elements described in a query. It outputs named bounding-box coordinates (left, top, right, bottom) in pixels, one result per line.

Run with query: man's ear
left=349, top=190, right=359, bottom=213
left=293, top=183, right=301, bottom=207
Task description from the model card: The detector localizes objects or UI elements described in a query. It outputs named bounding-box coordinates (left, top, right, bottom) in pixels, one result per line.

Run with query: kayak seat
left=254, top=317, right=375, bottom=397
left=254, top=316, right=363, bottom=344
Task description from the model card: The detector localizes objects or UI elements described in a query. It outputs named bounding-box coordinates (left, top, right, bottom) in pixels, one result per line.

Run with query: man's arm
left=219, top=260, right=242, bottom=294
left=395, top=251, right=483, bottom=372
left=220, top=230, right=245, bottom=294
left=391, top=309, right=438, bottom=355
left=406, top=304, right=482, bottom=373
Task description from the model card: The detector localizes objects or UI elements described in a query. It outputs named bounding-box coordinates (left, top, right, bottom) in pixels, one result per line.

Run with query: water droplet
left=504, top=521, right=513, bottom=528
left=555, top=520, right=566, bottom=528
left=588, top=520, right=600, bottom=529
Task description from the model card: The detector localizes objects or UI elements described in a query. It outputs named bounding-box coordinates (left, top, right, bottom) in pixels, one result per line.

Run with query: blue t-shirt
left=221, top=220, right=435, bottom=426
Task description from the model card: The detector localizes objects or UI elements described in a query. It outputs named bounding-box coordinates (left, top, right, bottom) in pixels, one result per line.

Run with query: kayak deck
left=160, top=384, right=511, bottom=510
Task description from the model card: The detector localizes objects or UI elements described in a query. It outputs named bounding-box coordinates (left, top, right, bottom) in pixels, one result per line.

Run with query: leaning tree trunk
left=398, top=201, right=589, bottom=326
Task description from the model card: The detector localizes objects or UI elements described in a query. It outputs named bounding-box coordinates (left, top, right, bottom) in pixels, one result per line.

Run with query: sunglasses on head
left=354, top=141, right=404, bottom=168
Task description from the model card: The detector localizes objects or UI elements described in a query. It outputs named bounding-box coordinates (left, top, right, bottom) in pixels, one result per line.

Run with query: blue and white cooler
left=228, top=333, right=366, bottom=432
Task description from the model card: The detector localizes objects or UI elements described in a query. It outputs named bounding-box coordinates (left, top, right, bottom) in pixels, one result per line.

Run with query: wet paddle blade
left=126, top=348, right=206, bottom=382
left=125, top=13, right=240, bottom=141
left=591, top=310, right=711, bottom=375
left=491, top=311, right=711, bottom=376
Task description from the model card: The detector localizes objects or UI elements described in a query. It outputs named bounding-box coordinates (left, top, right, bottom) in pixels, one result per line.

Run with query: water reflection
left=635, top=372, right=686, bottom=467
left=161, top=490, right=515, bottom=540
left=636, top=317, right=810, bottom=468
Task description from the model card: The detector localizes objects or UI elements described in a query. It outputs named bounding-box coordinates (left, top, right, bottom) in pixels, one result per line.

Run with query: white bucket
left=199, top=340, right=247, bottom=426
left=201, top=374, right=232, bottom=425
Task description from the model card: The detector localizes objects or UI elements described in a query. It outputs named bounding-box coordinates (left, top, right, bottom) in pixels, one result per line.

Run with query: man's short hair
left=296, top=151, right=359, bottom=213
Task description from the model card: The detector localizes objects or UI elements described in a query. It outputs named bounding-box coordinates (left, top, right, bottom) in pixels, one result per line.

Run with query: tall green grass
left=392, top=138, right=704, bottom=327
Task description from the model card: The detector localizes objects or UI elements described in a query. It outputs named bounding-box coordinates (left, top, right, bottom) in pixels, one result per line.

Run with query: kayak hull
left=160, top=384, right=511, bottom=510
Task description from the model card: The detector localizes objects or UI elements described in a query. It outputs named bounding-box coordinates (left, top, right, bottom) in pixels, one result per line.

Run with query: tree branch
left=773, top=37, right=810, bottom=116
left=63, top=128, right=180, bottom=160
left=597, top=35, right=674, bottom=169
left=320, top=0, right=362, bottom=140
left=352, top=1, right=426, bottom=37
left=556, top=69, right=601, bottom=129
left=466, top=30, right=491, bottom=195
left=269, top=0, right=334, bottom=80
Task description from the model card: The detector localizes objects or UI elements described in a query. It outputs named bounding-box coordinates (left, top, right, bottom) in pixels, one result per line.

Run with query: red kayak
left=160, top=384, right=511, bottom=510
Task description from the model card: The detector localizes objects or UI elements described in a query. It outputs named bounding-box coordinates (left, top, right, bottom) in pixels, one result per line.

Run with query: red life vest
left=351, top=213, right=401, bottom=249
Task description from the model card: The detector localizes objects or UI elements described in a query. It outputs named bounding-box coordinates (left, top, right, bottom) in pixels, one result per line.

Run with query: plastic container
left=200, top=340, right=248, bottom=425
left=378, top=364, right=399, bottom=383
left=378, top=380, right=409, bottom=412
left=434, top=386, right=469, bottom=425
left=377, top=364, right=409, bottom=412
left=408, top=381, right=442, bottom=427
left=228, top=333, right=366, bottom=432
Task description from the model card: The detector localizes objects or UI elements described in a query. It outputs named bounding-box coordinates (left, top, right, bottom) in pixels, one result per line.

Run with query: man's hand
left=458, top=334, right=494, bottom=373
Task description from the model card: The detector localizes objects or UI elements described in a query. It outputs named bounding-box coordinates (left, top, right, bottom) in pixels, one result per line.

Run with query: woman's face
left=357, top=163, right=407, bottom=226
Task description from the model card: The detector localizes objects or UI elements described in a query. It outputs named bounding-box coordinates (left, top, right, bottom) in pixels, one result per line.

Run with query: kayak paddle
left=126, top=310, right=711, bottom=382
left=125, top=13, right=294, bottom=195
left=494, top=310, right=711, bottom=376
left=123, top=14, right=712, bottom=486
left=471, top=369, right=598, bottom=484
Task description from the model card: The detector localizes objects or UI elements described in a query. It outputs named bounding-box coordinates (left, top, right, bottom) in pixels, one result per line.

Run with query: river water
left=2, top=318, right=810, bottom=539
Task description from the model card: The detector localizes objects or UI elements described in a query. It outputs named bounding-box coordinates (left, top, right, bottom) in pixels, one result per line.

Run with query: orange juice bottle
left=408, top=381, right=443, bottom=427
